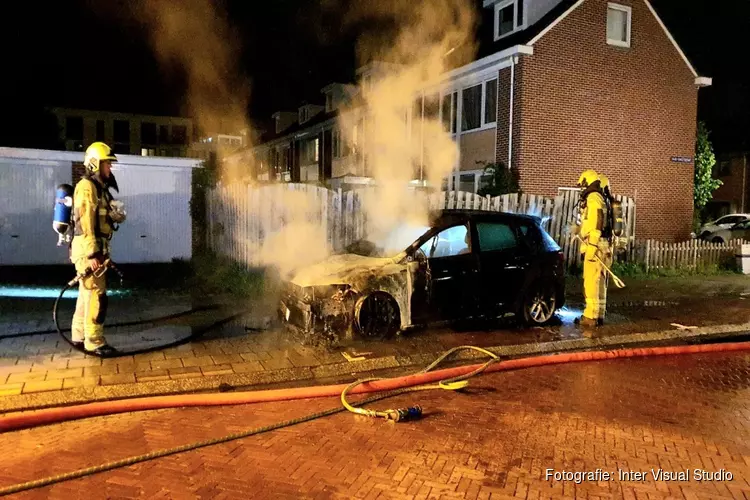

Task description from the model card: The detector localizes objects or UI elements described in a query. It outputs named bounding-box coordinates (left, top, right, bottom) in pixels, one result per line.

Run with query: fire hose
left=1, top=342, right=750, bottom=496
left=52, top=259, right=247, bottom=358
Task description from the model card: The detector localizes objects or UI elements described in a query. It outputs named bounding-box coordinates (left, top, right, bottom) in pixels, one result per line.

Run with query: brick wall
left=712, top=155, right=748, bottom=213
left=496, top=0, right=700, bottom=241
left=72, top=162, right=86, bottom=186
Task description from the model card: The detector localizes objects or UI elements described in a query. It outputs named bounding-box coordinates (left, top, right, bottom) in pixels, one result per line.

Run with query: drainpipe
left=507, top=55, right=517, bottom=170
left=420, top=90, right=425, bottom=183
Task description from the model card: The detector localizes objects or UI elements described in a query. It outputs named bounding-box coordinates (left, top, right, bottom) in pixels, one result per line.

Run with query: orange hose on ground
left=2, top=341, right=749, bottom=433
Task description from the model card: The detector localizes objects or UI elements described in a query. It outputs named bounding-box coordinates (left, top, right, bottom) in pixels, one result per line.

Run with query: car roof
left=431, top=209, right=541, bottom=226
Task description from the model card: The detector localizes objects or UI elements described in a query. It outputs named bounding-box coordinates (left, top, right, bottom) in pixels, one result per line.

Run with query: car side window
left=518, top=223, right=542, bottom=252
left=419, top=225, right=470, bottom=259
left=722, top=216, right=741, bottom=225
left=477, top=222, right=518, bottom=252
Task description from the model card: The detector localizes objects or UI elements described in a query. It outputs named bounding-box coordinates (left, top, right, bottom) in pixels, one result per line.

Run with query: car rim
left=358, top=293, right=397, bottom=337
left=529, top=291, right=556, bottom=323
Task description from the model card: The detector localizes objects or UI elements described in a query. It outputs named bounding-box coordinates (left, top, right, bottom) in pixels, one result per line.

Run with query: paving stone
left=0, top=383, right=24, bottom=397
left=231, top=361, right=264, bottom=374
left=260, top=357, right=294, bottom=371
left=150, top=358, right=183, bottom=371
left=83, top=365, right=119, bottom=377
left=66, top=357, right=103, bottom=368
left=168, top=367, right=203, bottom=379
left=200, top=364, right=234, bottom=376
left=6, top=371, right=47, bottom=384
left=100, top=374, right=137, bottom=386
left=21, top=379, right=63, bottom=393
left=136, top=370, right=171, bottom=382
left=210, top=354, right=245, bottom=365
left=62, top=376, right=101, bottom=389
left=181, top=356, right=215, bottom=368
left=44, top=368, right=84, bottom=380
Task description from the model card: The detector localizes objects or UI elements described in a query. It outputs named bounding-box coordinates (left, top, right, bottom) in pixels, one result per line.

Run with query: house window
left=66, top=117, right=83, bottom=141
left=461, top=84, right=482, bottom=131
left=495, top=0, right=525, bottom=40
left=113, top=120, right=130, bottom=143
left=95, top=120, right=105, bottom=141
left=425, top=93, right=440, bottom=120
left=607, top=3, right=632, bottom=48
left=159, top=125, right=169, bottom=144
left=171, top=125, right=187, bottom=144
left=717, top=160, right=731, bottom=177
left=333, top=129, right=341, bottom=158
left=441, top=92, right=457, bottom=134
left=305, top=138, right=319, bottom=163
left=484, top=79, right=498, bottom=125
left=140, top=122, right=157, bottom=145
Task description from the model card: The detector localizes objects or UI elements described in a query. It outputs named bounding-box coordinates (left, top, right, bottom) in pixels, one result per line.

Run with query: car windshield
left=345, top=224, right=431, bottom=258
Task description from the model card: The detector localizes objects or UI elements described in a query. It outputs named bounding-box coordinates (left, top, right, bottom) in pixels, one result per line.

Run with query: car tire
left=354, top=291, right=400, bottom=339
left=520, top=282, right=558, bottom=326
left=712, top=237, right=724, bottom=244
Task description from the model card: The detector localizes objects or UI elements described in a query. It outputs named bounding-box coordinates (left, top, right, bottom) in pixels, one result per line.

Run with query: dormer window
left=299, top=107, right=309, bottom=124
left=494, top=0, right=525, bottom=40
left=325, top=94, right=333, bottom=113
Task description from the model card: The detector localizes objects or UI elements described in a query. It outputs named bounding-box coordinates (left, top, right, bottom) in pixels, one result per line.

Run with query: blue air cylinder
left=53, top=184, right=74, bottom=240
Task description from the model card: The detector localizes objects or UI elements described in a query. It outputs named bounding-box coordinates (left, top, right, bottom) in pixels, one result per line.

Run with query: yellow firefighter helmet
left=577, top=169, right=599, bottom=188
left=84, top=142, right=118, bottom=173
left=599, top=174, right=610, bottom=190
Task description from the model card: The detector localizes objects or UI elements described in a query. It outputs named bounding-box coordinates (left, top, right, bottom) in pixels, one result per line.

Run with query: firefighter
left=575, top=169, right=611, bottom=328
left=70, top=142, right=125, bottom=355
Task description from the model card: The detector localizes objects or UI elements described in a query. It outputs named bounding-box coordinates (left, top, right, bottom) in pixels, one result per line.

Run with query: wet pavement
left=1, top=350, right=749, bottom=498
left=1, top=275, right=750, bottom=411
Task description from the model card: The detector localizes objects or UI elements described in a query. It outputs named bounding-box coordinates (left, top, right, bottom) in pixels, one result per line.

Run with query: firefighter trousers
left=582, top=241, right=612, bottom=321
left=71, top=259, right=109, bottom=351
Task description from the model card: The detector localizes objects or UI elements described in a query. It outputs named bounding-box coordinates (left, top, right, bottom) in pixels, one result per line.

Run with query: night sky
left=1, top=0, right=747, bottom=151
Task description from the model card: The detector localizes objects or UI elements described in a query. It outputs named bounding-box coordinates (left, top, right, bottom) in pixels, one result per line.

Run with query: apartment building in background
left=50, top=107, right=194, bottom=157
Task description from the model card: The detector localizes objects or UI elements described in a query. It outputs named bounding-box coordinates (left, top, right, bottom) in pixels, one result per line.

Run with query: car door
left=735, top=220, right=750, bottom=240
left=418, top=223, right=479, bottom=322
left=475, top=220, right=529, bottom=314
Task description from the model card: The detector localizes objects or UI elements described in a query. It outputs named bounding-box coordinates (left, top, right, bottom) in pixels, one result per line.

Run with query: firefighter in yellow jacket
left=576, top=170, right=612, bottom=327
left=70, top=142, right=126, bottom=355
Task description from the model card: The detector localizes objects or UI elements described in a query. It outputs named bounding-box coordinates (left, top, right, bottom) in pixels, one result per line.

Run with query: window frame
left=606, top=2, right=632, bottom=48
left=494, top=0, right=526, bottom=41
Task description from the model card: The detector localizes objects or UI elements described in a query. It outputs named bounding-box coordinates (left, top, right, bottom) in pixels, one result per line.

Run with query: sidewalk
left=1, top=274, right=749, bottom=412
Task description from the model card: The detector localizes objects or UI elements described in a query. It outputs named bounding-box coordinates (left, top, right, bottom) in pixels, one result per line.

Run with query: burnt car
left=279, top=210, right=566, bottom=340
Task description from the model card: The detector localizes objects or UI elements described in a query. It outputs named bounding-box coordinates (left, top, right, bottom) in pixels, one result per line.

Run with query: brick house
left=707, top=152, right=750, bottom=219
left=232, top=0, right=711, bottom=241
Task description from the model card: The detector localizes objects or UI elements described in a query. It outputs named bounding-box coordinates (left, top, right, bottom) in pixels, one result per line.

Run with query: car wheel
left=354, top=291, right=400, bottom=339
left=712, top=237, right=724, bottom=244
left=521, top=283, right=558, bottom=326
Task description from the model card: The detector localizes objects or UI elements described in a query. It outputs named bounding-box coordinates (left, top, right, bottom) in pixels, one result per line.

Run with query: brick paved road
left=1, top=351, right=749, bottom=499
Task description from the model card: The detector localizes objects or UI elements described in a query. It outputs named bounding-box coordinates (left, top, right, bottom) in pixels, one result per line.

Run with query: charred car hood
left=289, top=254, right=400, bottom=287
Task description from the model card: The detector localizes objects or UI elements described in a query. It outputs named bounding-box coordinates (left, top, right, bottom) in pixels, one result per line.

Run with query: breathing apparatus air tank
left=611, top=199, right=623, bottom=238
left=53, top=184, right=74, bottom=246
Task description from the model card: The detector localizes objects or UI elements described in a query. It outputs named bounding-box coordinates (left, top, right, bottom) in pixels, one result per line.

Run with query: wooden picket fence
left=634, top=238, right=747, bottom=272
left=205, top=183, right=637, bottom=270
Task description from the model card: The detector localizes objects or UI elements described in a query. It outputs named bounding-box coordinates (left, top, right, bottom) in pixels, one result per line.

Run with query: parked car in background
left=279, top=210, right=566, bottom=341
left=699, top=214, right=750, bottom=240
left=706, top=219, right=750, bottom=244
